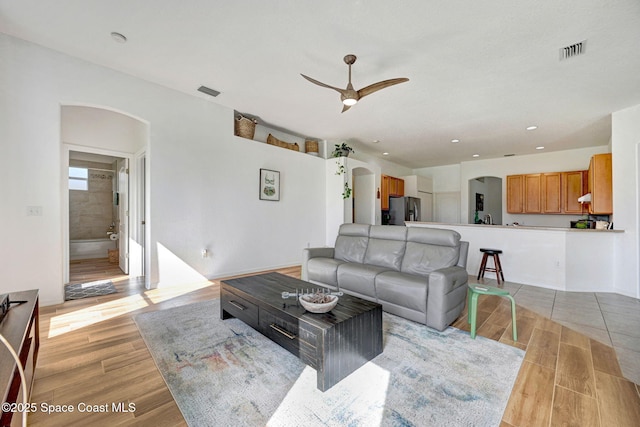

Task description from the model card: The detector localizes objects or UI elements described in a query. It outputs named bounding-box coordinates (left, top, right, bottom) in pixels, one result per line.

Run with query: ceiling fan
left=301, top=54, right=409, bottom=113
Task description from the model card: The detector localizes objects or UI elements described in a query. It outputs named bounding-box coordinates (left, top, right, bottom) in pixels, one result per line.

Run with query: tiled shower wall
left=69, top=160, right=116, bottom=239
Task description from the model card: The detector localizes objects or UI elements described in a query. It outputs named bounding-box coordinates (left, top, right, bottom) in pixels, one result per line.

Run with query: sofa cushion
left=401, top=228, right=461, bottom=277
left=375, top=271, right=428, bottom=314
left=337, top=263, right=389, bottom=299
left=363, top=225, right=407, bottom=270
left=307, top=257, right=345, bottom=287
left=334, top=223, right=371, bottom=263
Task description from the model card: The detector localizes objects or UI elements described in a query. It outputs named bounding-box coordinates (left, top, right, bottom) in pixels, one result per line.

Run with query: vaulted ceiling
left=2, top=0, right=639, bottom=168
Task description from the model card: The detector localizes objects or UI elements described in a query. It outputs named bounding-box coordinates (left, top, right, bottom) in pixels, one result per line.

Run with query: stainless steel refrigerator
left=389, top=197, right=421, bottom=225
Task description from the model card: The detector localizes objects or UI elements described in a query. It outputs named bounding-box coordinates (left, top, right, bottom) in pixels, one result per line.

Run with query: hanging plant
left=335, top=157, right=352, bottom=199
left=342, top=182, right=352, bottom=199
left=332, top=142, right=354, bottom=157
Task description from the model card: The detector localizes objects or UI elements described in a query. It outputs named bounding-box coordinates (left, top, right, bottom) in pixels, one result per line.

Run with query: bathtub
left=70, top=238, right=117, bottom=260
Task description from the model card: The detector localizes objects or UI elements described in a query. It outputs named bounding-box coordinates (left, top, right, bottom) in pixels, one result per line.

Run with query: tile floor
left=476, top=276, right=640, bottom=384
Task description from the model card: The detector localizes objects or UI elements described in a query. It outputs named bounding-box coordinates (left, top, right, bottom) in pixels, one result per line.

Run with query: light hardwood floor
left=26, top=260, right=640, bottom=426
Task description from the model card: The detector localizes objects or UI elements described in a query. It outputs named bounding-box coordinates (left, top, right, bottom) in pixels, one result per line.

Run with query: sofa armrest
left=426, top=266, right=469, bottom=330
left=302, top=247, right=335, bottom=280
left=429, top=266, right=468, bottom=293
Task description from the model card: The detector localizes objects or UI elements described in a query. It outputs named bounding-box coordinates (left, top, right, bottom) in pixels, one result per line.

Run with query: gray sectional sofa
left=302, top=224, right=469, bottom=331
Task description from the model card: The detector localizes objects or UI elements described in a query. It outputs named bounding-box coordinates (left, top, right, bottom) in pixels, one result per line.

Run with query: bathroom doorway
left=68, top=151, right=129, bottom=281
left=61, top=105, right=149, bottom=288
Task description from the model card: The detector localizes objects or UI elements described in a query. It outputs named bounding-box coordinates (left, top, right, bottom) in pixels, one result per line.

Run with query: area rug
left=64, top=280, right=117, bottom=300
left=134, top=300, right=524, bottom=427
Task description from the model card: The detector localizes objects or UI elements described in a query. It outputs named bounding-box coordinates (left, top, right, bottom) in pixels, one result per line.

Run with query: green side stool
left=467, top=284, right=517, bottom=341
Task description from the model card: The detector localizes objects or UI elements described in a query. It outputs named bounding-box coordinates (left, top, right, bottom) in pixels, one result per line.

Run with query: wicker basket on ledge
left=235, top=115, right=257, bottom=139
left=267, top=134, right=299, bottom=151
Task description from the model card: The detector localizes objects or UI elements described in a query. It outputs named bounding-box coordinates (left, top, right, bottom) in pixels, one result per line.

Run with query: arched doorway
left=61, top=105, right=149, bottom=288
left=468, top=176, right=502, bottom=224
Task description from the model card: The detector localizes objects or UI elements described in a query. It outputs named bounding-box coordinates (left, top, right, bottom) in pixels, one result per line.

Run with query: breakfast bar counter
left=406, top=222, right=623, bottom=292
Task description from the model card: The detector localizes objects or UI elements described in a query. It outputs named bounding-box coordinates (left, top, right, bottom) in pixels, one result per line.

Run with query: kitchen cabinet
left=588, top=153, right=612, bottom=214
left=389, top=176, right=398, bottom=196
left=524, top=174, right=542, bottom=213
left=562, top=170, right=588, bottom=214
left=381, top=175, right=390, bottom=210
left=381, top=175, right=404, bottom=210
left=542, top=173, right=561, bottom=213
left=507, top=173, right=542, bottom=213
left=508, top=170, right=590, bottom=215
left=506, top=175, right=525, bottom=213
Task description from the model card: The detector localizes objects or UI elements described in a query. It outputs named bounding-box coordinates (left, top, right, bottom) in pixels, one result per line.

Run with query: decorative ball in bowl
left=299, top=293, right=338, bottom=313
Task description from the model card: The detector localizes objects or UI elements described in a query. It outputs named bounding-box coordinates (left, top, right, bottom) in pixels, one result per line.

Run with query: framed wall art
left=259, top=169, right=280, bottom=201
left=475, top=193, right=484, bottom=211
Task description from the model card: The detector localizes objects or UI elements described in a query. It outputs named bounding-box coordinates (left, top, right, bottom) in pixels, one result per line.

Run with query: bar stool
left=467, top=284, right=517, bottom=341
left=477, top=248, right=505, bottom=285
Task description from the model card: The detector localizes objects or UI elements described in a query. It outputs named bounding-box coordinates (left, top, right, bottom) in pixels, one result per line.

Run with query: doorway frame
left=61, top=144, right=146, bottom=284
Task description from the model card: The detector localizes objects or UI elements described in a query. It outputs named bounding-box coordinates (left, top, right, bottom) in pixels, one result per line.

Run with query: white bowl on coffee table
left=299, top=294, right=338, bottom=313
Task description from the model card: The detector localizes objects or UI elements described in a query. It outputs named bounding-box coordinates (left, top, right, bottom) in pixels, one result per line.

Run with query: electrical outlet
left=201, top=249, right=208, bottom=258
left=27, top=206, right=42, bottom=216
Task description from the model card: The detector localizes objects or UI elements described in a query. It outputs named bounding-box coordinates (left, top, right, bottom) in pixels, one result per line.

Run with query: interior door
left=418, top=191, right=433, bottom=221
left=118, top=158, right=129, bottom=274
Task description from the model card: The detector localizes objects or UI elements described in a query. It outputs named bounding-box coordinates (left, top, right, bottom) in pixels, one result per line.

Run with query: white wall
left=353, top=171, right=375, bottom=224
left=62, top=105, right=148, bottom=152
left=612, top=103, right=640, bottom=298
left=0, top=34, right=326, bottom=304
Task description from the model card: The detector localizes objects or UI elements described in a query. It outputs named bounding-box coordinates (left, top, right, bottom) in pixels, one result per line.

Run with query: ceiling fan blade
left=300, top=74, right=346, bottom=95
left=357, top=78, right=409, bottom=99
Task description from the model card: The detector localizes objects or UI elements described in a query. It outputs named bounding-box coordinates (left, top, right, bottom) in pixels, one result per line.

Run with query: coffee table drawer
left=221, top=288, right=259, bottom=327
left=259, top=310, right=319, bottom=369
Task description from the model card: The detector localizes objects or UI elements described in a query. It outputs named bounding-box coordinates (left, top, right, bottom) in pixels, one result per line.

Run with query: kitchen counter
left=407, top=221, right=623, bottom=233
left=406, top=221, right=622, bottom=292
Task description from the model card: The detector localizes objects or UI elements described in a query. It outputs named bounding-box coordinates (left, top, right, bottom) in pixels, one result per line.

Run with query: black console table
left=0, top=290, right=39, bottom=427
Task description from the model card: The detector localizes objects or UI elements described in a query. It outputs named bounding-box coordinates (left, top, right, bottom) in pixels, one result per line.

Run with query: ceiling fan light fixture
left=342, top=97, right=358, bottom=106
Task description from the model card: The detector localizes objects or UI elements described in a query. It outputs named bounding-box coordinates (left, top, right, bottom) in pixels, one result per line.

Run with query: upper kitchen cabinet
left=524, top=174, right=542, bottom=213
left=381, top=175, right=390, bottom=210
left=588, top=153, right=612, bottom=214
left=542, top=173, right=561, bottom=213
left=562, top=170, right=588, bottom=214
left=506, top=175, right=525, bottom=213
left=507, top=173, right=542, bottom=213
left=381, top=174, right=404, bottom=210
left=508, top=170, right=589, bottom=215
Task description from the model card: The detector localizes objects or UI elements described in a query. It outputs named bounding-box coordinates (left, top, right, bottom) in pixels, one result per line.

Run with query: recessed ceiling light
left=451, top=139, right=460, bottom=143
left=536, top=146, right=545, bottom=150
left=373, top=139, right=380, bottom=144
left=382, top=152, right=389, bottom=156
left=526, top=125, right=538, bottom=131
left=110, top=32, right=127, bottom=43
left=472, top=154, right=480, bottom=158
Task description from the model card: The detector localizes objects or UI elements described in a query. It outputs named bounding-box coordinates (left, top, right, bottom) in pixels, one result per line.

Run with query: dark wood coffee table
left=220, top=272, right=383, bottom=391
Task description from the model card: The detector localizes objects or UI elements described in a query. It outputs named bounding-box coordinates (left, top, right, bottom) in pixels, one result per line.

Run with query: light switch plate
left=27, top=206, right=43, bottom=216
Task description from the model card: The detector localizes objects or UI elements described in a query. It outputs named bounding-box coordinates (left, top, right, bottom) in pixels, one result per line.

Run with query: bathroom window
left=69, top=167, right=88, bottom=191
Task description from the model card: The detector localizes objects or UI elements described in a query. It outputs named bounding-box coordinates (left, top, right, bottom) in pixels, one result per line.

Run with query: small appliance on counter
left=570, top=220, right=595, bottom=229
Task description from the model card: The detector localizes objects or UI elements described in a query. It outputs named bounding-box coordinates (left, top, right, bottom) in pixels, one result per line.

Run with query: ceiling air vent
left=197, top=85, right=220, bottom=97
left=560, top=40, right=587, bottom=61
